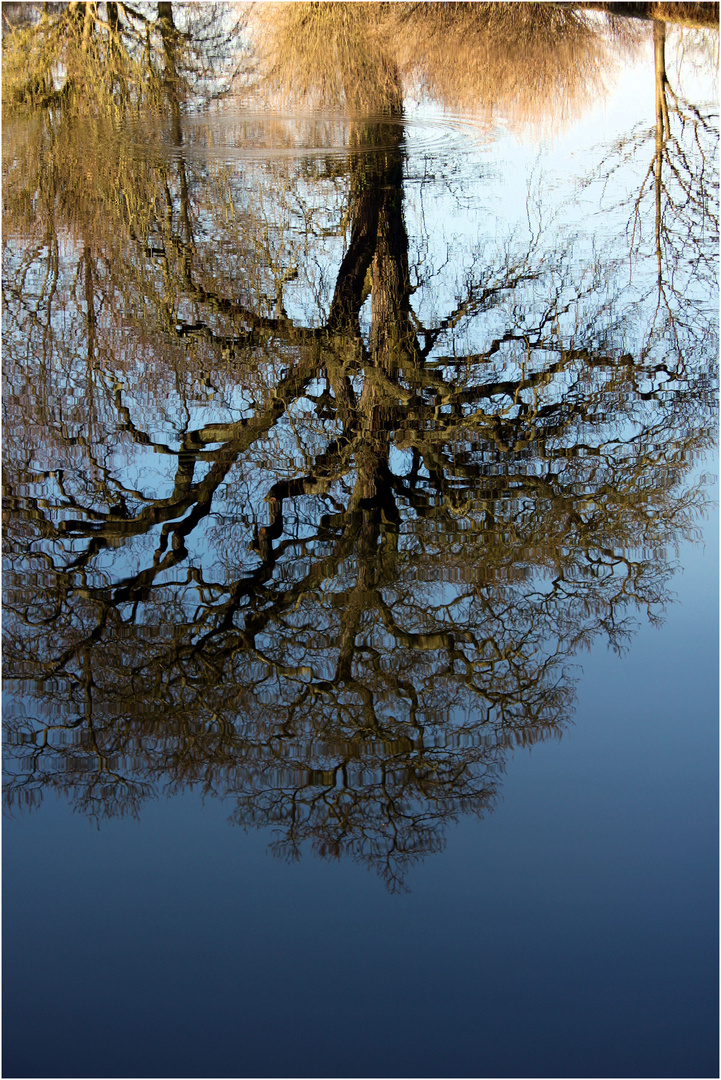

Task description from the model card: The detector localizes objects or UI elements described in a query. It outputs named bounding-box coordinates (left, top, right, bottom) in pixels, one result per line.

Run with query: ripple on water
left=115, top=103, right=494, bottom=168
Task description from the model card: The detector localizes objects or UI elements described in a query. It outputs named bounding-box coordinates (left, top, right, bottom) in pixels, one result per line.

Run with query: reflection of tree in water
left=3, top=12, right=718, bottom=889
left=2, top=1, right=247, bottom=116
left=585, top=19, right=718, bottom=361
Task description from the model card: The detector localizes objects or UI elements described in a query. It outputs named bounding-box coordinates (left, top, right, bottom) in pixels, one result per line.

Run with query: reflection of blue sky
left=394, top=31, right=718, bottom=346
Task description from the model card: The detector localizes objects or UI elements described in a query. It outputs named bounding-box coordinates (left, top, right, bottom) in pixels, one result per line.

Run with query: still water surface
left=2, top=18, right=719, bottom=1080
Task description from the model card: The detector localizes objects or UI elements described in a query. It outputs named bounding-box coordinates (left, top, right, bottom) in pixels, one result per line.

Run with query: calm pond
left=2, top=5, right=719, bottom=1078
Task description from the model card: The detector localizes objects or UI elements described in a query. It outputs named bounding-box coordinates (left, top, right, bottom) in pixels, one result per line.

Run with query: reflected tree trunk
left=83, top=244, right=96, bottom=365
left=353, top=121, right=408, bottom=513
left=655, top=20, right=669, bottom=285
left=158, top=1, right=182, bottom=144
left=328, top=121, right=411, bottom=688
left=157, top=2, right=192, bottom=264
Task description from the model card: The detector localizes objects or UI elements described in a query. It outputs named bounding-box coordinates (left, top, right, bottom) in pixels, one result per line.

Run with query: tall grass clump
left=255, top=2, right=403, bottom=114
left=385, top=1, right=630, bottom=127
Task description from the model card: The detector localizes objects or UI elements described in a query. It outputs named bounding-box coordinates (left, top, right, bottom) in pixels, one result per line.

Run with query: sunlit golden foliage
left=2, top=2, right=249, bottom=119
left=2, top=110, right=161, bottom=254
left=256, top=1, right=403, bottom=113
left=251, top=1, right=643, bottom=132
left=385, top=2, right=633, bottom=127
left=652, top=0, right=719, bottom=23
left=3, top=3, right=165, bottom=118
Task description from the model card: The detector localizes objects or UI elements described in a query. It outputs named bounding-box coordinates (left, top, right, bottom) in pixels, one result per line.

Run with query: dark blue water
left=4, top=491, right=718, bottom=1078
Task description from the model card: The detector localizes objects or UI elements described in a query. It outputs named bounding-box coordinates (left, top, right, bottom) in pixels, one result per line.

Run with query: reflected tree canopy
left=2, top=2, right=718, bottom=889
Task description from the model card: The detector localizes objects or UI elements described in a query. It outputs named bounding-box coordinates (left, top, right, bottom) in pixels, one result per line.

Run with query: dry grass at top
left=386, top=2, right=637, bottom=129
left=254, top=2, right=403, bottom=114
left=250, top=2, right=645, bottom=133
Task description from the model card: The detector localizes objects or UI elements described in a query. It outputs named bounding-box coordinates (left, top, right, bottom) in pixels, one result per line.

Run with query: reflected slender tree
left=585, top=19, right=718, bottom=364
